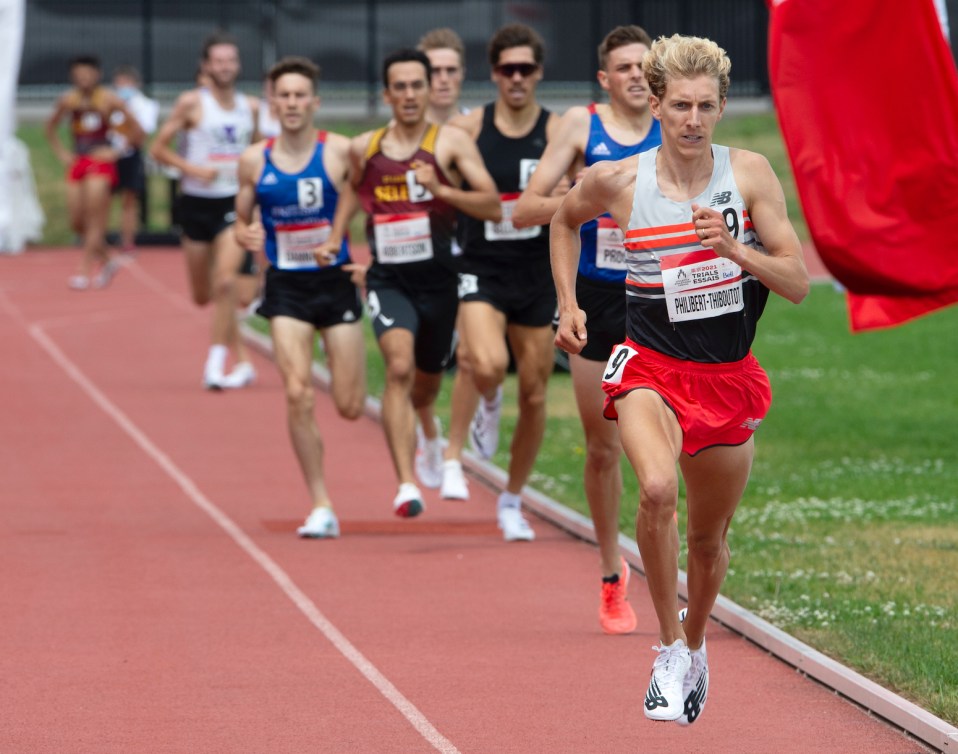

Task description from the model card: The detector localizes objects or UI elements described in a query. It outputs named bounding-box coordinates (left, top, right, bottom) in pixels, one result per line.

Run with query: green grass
left=22, top=114, right=958, bottom=725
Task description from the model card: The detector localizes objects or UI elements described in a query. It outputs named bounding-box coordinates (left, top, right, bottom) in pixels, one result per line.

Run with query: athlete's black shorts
left=366, top=281, right=459, bottom=374
left=177, top=194, right=236, bottom=243
left=575, top=275, right=626, bottom=362
left=458, top=254, right=556, bottom=328
left=115, top=150, right=145, bottom=194
left=256, top=265, right=362, bottom=330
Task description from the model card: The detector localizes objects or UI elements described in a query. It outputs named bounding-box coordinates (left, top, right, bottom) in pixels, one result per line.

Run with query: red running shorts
left=601, top=339, right=772, bottom=456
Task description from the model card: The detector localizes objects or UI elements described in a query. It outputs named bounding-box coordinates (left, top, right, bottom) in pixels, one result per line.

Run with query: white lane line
left=1, top=287, right=459, bottom=754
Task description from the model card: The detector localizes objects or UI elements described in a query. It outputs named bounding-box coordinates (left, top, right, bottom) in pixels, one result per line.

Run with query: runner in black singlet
left=440, top=24, right=563, bottom=544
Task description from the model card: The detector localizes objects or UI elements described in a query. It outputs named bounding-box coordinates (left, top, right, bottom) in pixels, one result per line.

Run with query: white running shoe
left=469, top=386, right=502, bottom=459
left=203, top=369, right=225, bottom=391
left=497, top=506, right=535, bottom=542
left=93, top=259, right=121, bottom=289
left=220, top=361, right=256, bottom=389
left=440, top=459, right=469, bottom=500
left=414, top=417, right=443, bottom=489
left=68, top=275, right=90, bottom=291
left=297, top=506, right=340, bottom=538
left=677, top=639, right=709, bottom=726
left=644, top=640, right=692, bottom=721
left=393, top=482, right=425, bottom=518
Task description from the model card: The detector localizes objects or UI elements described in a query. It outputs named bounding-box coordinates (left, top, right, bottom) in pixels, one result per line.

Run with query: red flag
left=767, top=0, right=958, bottom=331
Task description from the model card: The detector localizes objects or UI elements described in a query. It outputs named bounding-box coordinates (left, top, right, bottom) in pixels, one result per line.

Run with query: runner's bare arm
left=314, top=132, right=360, bottom=265
left=44, top=96, right=73, bottom=165
left=431, top=127, right=502, bottom=222
left=348, top=132, right=372, bottom=192
left=234, top=146, right=265, bottom=255
left=315, top=181, right=359, bottom=266
left=513, top=106, right=589, bottom=228
left=322, top=132, right=353, bottom=193
left=693, top=150, right=809, bottom=304
left=550, top=160, right=633, bottom=353
left=341, top=133, right=372, bottom=283
left=149, top=91, right=216, bottom=182
left=247, top=96, right=261, bottom=141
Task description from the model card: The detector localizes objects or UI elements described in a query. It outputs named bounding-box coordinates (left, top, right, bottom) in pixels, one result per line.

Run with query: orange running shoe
left=599, top=556, right=637, bottom=634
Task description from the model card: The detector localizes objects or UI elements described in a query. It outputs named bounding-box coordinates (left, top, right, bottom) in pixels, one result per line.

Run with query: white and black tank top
left=180, top=89, right=254, bottom=199
left=622, top=145, right=770, bottom=363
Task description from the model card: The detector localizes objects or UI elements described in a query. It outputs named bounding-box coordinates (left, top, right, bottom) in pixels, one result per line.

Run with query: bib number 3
left=602, top=343, right=638, bottom=385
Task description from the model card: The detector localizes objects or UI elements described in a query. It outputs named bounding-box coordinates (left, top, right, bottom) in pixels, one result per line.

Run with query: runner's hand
left=236, top=221, right=265, bottom=254
left=691, top=203, right=740, bottom=261
left=413, top=163, right=440, bottom=195
left=190, top=165, right=219, bottom=184
left=554, top=308, right=588, bottom=354
left=342, top=262, right=368, bottom=289
left=313, top=240, right=341, bottom=267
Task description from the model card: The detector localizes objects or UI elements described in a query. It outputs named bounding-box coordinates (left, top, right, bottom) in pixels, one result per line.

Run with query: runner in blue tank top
left=513, top=25, right=659, bottom=635
left=257, top=132, right=351, bottom=270
left=235, top=57, right=367, bottom=540
left=578, top=104, right=661, bottom=284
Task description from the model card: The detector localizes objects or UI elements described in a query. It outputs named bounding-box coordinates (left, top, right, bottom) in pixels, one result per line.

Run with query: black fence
left=23, top=0, right=772, bottom=101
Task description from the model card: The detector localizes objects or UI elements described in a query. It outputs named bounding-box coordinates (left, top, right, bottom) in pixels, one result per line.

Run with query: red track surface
left=0, top=249, right=927, bottom=753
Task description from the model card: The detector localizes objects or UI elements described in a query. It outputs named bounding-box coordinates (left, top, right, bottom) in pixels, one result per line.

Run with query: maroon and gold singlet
left=64, top=86, right=113, bottom=156
left=359, top=124, right=459, bottom=289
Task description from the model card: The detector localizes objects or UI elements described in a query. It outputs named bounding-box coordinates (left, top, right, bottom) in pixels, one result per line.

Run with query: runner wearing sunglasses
left=440, top=24, right=563, bottom=541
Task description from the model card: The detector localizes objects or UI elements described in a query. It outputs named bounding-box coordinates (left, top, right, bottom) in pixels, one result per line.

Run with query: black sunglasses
left=494, top=62, right=539, bottom=78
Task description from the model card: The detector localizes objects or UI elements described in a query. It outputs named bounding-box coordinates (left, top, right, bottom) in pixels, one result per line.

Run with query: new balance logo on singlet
left=591, top=142, right=612, bottom=156
left=709, top=191, right=733, bottom=206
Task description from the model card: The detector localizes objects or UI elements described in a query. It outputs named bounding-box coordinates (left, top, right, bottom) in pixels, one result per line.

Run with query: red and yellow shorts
left=601, top=339, right=772, bottom=456
left=68, top=156, right=118, bottom=187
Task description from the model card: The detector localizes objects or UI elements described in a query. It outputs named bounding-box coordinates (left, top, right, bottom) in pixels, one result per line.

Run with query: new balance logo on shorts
left=740, top=417, right=763, bottom=430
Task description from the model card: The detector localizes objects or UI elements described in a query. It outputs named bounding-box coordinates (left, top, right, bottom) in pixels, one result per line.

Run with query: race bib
left=518, top=158, right=539, bottom=189
left=458, top=273, right=479, bottom=299
left=595, top=216, right=627, bottom=270
left=207, top=154, right=240, bottom=193
left=661, top=249, right=743, bottom=322
left=296, top=177, right=324, bottom=209
left=406, top=170, right=433, bottom=203
left=275, top=221, right=331, bottom=270
left=484, top=192, right=541, bottom=241
left=373, top=212, right=434, bottom=264
left=602, top=342, right=639, bottom=386
left=80, top=111, right=103, bottom=132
